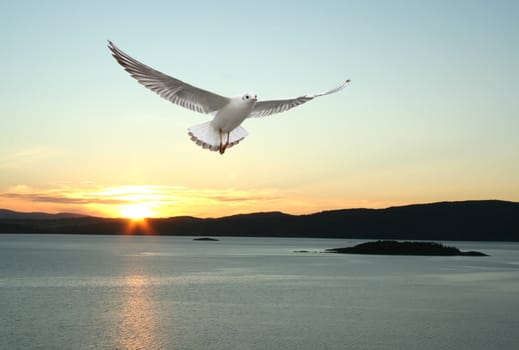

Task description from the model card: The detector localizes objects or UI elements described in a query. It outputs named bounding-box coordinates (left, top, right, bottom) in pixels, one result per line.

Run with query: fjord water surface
left=1, top=235, right=518, bottom=349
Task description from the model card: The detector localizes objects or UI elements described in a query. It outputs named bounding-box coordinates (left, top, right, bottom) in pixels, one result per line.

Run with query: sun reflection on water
left=115, top=274, right=159, bottom=350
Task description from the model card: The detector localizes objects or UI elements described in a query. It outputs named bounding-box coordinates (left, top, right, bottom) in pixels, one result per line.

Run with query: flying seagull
left=108, top=41, right=350, bottom=154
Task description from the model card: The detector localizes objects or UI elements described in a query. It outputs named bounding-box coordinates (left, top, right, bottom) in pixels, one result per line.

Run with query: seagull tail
left=188, top=122, right=248, bottom=153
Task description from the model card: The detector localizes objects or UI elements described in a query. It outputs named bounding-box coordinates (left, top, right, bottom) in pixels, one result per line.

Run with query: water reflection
left=115, top=274, right=158, bottom=349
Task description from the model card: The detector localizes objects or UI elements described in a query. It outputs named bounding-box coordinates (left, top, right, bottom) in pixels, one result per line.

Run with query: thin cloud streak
left=207, top=195, right=282, bottom=202
left=0, top=148, right=62, bottom=169
left=1, top=193, right=125, bottom=205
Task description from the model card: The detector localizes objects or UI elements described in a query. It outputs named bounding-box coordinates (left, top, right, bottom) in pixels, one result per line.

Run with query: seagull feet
left=219, top=131, right=231, bottom=155
left=219, top=129, right=224, bottom=154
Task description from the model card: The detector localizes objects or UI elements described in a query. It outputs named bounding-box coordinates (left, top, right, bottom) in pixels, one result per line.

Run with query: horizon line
left=1, top=199, right=516, bottom=220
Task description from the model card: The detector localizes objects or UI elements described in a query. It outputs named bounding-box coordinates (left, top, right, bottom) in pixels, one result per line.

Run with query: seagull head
left=241, top=92, right=258, bottom=103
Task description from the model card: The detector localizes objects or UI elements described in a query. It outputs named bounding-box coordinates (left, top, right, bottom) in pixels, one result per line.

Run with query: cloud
left=207, top=195, right=282, bottom=202
left=1, top=193, right=125, bottom=205
left=0, top=182, right=367, bottom=218
left=0, top=184, right=285, bottom=216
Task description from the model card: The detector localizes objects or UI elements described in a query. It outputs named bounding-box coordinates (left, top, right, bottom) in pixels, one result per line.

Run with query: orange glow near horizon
left=123, top=218, right=153, bottom=235
left=1, top=182, right=499, bottom=219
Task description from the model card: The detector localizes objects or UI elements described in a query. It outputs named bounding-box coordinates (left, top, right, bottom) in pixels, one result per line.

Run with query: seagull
left=108, top=41, right=350, bottom=154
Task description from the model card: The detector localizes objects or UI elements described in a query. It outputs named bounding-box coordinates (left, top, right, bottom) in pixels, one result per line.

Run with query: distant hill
left=0, top=209, right=87, bottom=220
left=1, top=200, right=518, bottom=241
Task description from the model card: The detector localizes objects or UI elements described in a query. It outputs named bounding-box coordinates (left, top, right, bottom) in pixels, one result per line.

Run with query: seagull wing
left=249, top=80, right=350, bottom=118
left=108, top=41, right=230, bottom=114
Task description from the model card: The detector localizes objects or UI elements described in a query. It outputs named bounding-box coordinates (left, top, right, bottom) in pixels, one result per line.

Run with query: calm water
left=1, top=235, right=518, bottom=350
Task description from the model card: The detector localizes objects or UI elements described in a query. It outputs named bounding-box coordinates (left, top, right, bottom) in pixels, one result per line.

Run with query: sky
left=0, top=0, right=518, bottom=218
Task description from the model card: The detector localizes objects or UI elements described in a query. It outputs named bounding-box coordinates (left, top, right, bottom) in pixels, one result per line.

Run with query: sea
left=1, top=234, right=518, bottom=350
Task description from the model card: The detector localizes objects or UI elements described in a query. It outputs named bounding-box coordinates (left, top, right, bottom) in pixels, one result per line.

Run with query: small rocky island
left=192, top=237, right=220, bottom=241
left=325, top=240, right=487, bottom=256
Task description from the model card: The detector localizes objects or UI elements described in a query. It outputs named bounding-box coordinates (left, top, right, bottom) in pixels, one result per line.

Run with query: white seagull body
left=108, top=41, right=350, bottom=154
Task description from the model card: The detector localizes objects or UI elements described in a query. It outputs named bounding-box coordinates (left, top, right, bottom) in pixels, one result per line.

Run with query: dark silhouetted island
left=325, top=241, right=488, bottom=256
left=192, top=237, right=220, bottom=241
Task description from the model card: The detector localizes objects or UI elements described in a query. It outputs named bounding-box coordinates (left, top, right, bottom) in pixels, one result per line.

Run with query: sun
left=120, top=203, right=154, bottom=219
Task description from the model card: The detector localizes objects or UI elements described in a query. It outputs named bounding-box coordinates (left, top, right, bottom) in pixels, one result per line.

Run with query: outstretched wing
left=249, top=80, right=350, bottom=118
left=108, top=41, right=230, bottom=114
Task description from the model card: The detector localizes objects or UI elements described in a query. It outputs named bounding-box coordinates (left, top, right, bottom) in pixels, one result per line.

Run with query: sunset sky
left=1, top=0, right=518, bottom=218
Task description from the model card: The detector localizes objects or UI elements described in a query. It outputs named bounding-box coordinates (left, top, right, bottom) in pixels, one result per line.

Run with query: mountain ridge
left=1, top=200, right=518, bottom=241
left=0, top=209, right=88, bottom=220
